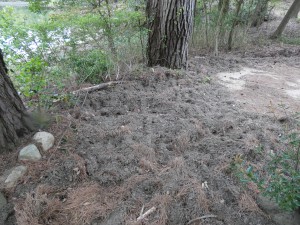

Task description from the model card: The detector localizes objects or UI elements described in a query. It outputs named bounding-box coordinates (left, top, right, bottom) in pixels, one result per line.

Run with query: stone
left=0, top=192, right=7, bottom=209
left=4, top=166, right=27, bottom=188
left=257, top=194, right=300, bottom=225
left=257, top=194, right=281, bottom=214
left=19, top=144, right=41, bottom=161
left=33, top=131, right=55, bottom=151
left=272, top=212, right=300, bottom=225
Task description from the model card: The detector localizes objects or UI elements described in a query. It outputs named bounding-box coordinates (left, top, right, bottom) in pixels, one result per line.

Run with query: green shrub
left=234, top=133, right=300, bottom=211
left=14, top=57, right=47, bottom=98
left=69, top=50, right=112, bottom=84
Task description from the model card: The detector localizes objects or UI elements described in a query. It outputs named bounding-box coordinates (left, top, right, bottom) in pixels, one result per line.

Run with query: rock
left=257, top=195, right=300, bottom=225
left=19, top=144, right=41, bottom=161
left=0, top=202, right=14, bottom=225
left=4, top=166, right=27, bottom=188
left=272, top=212, right=300, bottom=225
left=0, top=192, right=7, bottom=209
left=257, top=194, right=281, bottom=214
left=33, top=131, right=55, bottom=151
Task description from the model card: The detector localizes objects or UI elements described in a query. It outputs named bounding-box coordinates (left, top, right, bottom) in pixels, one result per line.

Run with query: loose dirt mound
left=74, top=65, right=290, bottom=224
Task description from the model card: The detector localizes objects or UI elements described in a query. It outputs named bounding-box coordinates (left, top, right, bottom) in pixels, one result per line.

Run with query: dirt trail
left=216, top=58, right=300, bottom=117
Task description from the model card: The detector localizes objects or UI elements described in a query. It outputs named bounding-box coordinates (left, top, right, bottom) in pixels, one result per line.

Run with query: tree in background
left=0, top=49, right=34, bottom=152
left=291, top=1, right=300, bottom=18
left=146, top=0, right=196, bottom=69
left=271, top=0, right=300, bottom=39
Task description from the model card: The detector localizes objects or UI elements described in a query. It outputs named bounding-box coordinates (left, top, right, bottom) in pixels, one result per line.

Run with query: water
left=0, top=2, right=29, bottom=8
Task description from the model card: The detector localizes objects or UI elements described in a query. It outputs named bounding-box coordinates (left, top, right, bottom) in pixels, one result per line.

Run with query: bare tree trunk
left=214, top=0, right=229, bottom=56
left=251, top=0, right=269, bottom=27
left=146, top=0, right=196, bottom=69
left=218, top=0, right=230, bottom=14
left=270, top=0, right=300, bottom=39
left=203, top=0, right=209, bottom=47
left=291, top=0, right=300, bottom=18
left=0, top=49, right=34, bottom=152
left=228, top=0, right=244, bottom=51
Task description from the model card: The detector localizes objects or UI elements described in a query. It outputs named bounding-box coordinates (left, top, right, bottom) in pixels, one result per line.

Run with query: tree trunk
left=218, top=0, right=230, bottom=15
left=228, top=0, right=244, bottom=51
left=291, top=0, right=300, bottom=18
left=214, top=0, right=229, bottom=56
left=270, top=0, right=300, bottom=39
left=251, top=0, right=269, bottom=27
left=146, top=0, right=196, bottom=69
left=0, top=49, right=34, bottom=152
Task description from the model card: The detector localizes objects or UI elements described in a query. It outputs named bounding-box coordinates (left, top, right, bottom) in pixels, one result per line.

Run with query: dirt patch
left=217, top=63, right=300, bottom=116
left=1, top=1, right=300, bottom=224
left=69, top=66, right=292, bottom=225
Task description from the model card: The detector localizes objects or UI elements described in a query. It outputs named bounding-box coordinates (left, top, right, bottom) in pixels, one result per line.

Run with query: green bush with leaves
left=15, top=57, right=47, bottom=98
left=1, top=1, right=146, bottom=108
left=69, top=50, right=112, bottom=84
left=235, top=133, right=300, bottom=211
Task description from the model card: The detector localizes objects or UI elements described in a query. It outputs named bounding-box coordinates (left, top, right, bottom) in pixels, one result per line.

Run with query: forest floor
left=1, top=1, right=300, bottom=225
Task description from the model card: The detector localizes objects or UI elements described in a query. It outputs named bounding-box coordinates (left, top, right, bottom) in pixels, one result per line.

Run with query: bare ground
left=1, top=2, right=300, bottom=225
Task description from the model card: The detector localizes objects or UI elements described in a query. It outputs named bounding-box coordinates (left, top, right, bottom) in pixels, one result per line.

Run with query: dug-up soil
left=3, top=45, right=300, bottom=225
left=1, top=4, right=300, bottom=225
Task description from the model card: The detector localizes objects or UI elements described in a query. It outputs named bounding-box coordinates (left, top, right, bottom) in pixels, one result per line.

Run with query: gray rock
left=0, top=192, right=7, bottom=209
left=4, top=166, right=27, bottom=188
left=272, top=212, right=300, bottom=225
left=0, top=202, right=14, bottom=225
left=33, top=131, right=55, bottom=151
left=257, top=194, right=300, bottom=225
left=19, top=144, right=41, bottom=161
left=257, top=195, right=281, bottom=214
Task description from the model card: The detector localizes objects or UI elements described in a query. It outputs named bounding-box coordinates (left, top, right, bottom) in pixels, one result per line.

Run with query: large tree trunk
left=0, top=49, right=34, bottom=152
left=291, top=0, right=300, bottom=18
left=146, top=0, right=196, bottom=69
left=270, top=0, right=300, bottom=39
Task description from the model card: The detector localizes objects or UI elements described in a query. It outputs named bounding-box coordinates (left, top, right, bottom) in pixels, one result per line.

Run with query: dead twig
left=186, top=214, right=217, bottom=225
left=72, top=81, right=122, bottom=94
left=139, top=205, right=145, bottom=217
left=137, top=206, right=156, bottom=222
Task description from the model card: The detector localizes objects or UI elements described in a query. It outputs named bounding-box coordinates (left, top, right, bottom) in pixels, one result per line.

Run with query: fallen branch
left=72, top=81, right=122, bottom=94
left=137, top=206, right=156, bottom=221
left=186, top=214, right=217, bottom=225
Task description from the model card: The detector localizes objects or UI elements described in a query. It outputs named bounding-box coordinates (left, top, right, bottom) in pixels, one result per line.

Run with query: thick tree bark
left=291, top=0, right=300, bottom=18
left=146, top=0, right=196, bottom=69
left=0, top=49, right=34, bottom=152
left=270, top=0, right=300, bottom=39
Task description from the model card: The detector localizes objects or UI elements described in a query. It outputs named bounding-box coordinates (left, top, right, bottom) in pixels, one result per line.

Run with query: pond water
left=0, top=3, right=72, bottom=61
left=0, top=2, right=28, bottom=8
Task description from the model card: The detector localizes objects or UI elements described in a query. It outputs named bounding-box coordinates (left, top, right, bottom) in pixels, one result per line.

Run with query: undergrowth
left=232, top=124, right=300, bottom=212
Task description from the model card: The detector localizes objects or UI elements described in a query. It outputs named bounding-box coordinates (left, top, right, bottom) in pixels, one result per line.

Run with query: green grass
left=279, top=36, right=300, bottom=45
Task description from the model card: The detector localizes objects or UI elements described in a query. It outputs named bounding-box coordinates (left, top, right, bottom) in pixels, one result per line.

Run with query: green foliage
left=279, top=36, right=300, bottom=45
left=15, top=57, right=47, bottom=98
left=234, top=133, right=300, bottom=211
left=69, top=50, right=112, bottom=84
left=1, top=1, right=146, bottom=108
left=27, top=0, right=51, bottom=13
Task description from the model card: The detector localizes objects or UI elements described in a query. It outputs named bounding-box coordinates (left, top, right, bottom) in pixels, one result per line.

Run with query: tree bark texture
left=271, top=0, right=300, bottom=39
left=146, top=0, right=196, bottom=69
left=0, top=49, right=33, bottom=152
left=291, top=0, right=300, bottom=18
